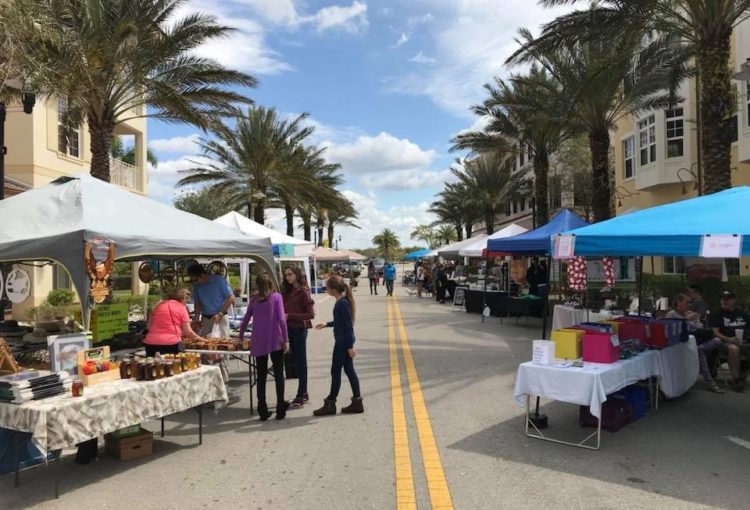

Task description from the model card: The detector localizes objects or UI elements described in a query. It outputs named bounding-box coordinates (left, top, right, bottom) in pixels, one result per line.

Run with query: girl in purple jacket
left=239, top=273, right=289, bottom=421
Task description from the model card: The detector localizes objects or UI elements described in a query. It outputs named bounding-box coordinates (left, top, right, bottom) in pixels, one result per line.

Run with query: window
left=730, top=114, right=738, bottom=143
left=505, top=202, right=511, bottom=216
left=638, top=115, right=656, bottom=166
left=512, top=145, right=518, bottom=173
left=512, top=200, right=518, bottom=214
left=54, top=264, right=72, bottom=290
left=623, top=137, right=635, bottom=179
left=519, top=143, right=525, bottom=167
left=665, top=108, right=684, bottom=158
left=549, top=175, right=562, bottom=209
left=746, top=81, right=750, bottom=127
left=57, top=98, right=80, bottom=158
left=725, top=259, right=740, bottom=277
left=663, top=256, right=685, bottom=274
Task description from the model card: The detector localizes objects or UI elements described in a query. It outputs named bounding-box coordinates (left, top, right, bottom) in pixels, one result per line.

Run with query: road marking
left=388, top=298, right=417, bottom=509
left=725, top=435, right=750, bottom=451
left=393, top=296, right=454, bottom=510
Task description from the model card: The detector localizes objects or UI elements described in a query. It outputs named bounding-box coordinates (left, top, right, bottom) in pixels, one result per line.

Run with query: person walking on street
left=313, top=275, right=363, bottom=416
left=416, top=261, right=425, bottom=298
left=239, top=273, right=289, bottom=420
left=188, top=264, right=233, bottom=383
left=435, top=264, right=448, bottom=304
left=384, top=261, right=396, bottom=296
left=282, top=266, right=315, bottom=408
left=526, top=257, right=544, bottom=296
left=367, top=261, right=379, bottom=295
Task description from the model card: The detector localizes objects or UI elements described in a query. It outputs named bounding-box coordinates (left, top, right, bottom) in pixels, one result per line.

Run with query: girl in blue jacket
left=314, top=275, right=363, bottom=415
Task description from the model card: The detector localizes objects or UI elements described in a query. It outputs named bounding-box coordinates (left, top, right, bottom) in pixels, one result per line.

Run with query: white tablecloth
left=514, top=351, right=660, bottom=418
left=551, top=305, right=616, bottom=330
left=0, top=366, right=227, bottom=454
left=656, top=336, right=698, bottom=398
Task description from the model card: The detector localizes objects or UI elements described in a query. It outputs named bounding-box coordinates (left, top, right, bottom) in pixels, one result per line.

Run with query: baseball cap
left=720, top=291, right=736, bottom=299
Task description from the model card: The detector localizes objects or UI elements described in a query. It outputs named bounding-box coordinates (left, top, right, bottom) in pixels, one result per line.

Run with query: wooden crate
left=77, top=346, right=120, bottom=386
left=105, top=427, right=153, bottom=461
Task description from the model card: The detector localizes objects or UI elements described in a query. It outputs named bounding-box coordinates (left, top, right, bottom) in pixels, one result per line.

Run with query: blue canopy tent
left=403, top=248, right=431, bottom=261
left=556, top=187, right=750, bottom=256
left=488, top=208, right=589, bottom=255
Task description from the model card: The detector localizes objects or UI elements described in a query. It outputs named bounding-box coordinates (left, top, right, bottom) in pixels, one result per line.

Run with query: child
left=314, top=275, right=363, bottom=415
left=239, top=273, right=289, bottom=421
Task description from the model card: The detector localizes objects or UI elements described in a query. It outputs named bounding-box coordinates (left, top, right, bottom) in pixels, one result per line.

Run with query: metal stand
left=525, top=395, right=601, bottom=450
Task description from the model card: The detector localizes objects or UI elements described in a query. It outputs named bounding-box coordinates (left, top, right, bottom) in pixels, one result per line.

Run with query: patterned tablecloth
left=0, top=366, right=227, bottom=454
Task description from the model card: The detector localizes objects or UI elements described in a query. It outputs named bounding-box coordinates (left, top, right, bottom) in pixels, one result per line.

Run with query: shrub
left=47, top=289, right=76, bottom=307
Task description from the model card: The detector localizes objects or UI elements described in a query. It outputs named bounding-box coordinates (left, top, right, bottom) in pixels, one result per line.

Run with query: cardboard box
left=105, top=427, right=153, bottom=461
left=583, top=331, right=620, bottom=363
left=111, top=424, right=141, bottom=439
left=551, top=329, right=583, bottom=359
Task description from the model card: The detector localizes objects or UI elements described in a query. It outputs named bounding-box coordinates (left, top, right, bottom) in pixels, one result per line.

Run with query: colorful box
left=614, top=317, right=652, bottom=345
left=598, top=321, right=621, bottom=334
left=611, top=385, right=649, bottom=421
left=583, top=331, right=621, bottom=363
left=551, top=329, right=583, bottom=359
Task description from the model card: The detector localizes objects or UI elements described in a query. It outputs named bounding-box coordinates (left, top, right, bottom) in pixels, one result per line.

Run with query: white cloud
left=322, top=132, right=436, bottom=175
left=394, top=32, right=409, bottom=47
left=150, top=134, right=201, bottom=154
left=360, top=168, right=452, bottom=191
left=453, top=115, right=492, bottom=138
left=410, top=51, right=436, bottom=64
left=388, top=0, right=571, bottom=117
left=241, top=0, right=369, bottom=34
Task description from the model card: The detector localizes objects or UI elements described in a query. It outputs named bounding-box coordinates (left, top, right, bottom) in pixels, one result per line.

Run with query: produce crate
left=105, top=427, right=153, bottom=461
left=77, top=346, right=120, bottom=386
left=110, top=424, right=141, bottom=439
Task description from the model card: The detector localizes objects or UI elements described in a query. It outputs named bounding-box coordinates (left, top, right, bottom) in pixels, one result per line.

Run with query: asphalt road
left=3, top=282, right=750, bottom=509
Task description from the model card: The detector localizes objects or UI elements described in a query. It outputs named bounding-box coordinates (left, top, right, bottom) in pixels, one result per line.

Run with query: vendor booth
left=311, top=246, right=350, bottom=292
left=403, top=248, right=431, bottom=261
left=0, top=174, right=275, bottom=327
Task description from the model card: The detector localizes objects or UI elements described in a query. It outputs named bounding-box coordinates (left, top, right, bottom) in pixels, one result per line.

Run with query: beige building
left=612, top=19, right=750, bottom=276
left=2, top=96, right=148, bottom=317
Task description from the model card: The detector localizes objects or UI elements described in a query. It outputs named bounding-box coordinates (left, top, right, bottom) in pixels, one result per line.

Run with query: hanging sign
left=700, top=234, right=742, bottom=258
left=5, top=268, right=31, bottom=304
left=85, top=238, right=115, bottom=304
left=553, top=235, right=576, bottom=259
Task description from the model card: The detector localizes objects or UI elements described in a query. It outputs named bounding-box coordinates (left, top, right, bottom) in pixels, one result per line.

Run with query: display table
left=551, top=305, right=616, bottom=330
left=186, top=349, right=255, bottom=415
left=656, top=336, right=698, bottom=398
left=513, top=351, right=659, bottom=450
left=464, top=290, right=509, bottom=314
left=0, top=366, right=227, bottom=455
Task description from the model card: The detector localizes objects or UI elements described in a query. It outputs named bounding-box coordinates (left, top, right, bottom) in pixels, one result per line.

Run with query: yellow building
left=612, top=19, right=750, bottom=276
left=2, top=95, right=148, bottom=316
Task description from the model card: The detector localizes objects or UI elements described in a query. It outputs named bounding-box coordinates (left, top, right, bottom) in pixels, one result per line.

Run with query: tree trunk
left=284, top=204, right=295, bottom=236
left=327, top=224, right=334, bottom=247
left=246, top=203, right=252, bottom=218
left=316, top=217, right=324, bottom=246
left=89, top=119, right=115, bottom=182
left=533, top=150, right=550, bottom=226
left=464, top=223, right=472, bottom=240
left=485, top=210, right=495, bottom=235
left=253, top=198, right=265, bottom=224
left=589, top=129, right=612, bottom=222
left=698, top=30, right=734, bottom=194
left=301, top=212, right=312, bottom=241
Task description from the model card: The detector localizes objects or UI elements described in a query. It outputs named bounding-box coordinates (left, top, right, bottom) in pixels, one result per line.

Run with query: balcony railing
left=110, top=157, right=144, bottom=193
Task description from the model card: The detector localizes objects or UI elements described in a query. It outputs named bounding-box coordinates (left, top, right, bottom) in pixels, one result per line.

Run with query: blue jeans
left=288, top=328, right=308, bottom=397
left=328, top=346, right=361, bottom=400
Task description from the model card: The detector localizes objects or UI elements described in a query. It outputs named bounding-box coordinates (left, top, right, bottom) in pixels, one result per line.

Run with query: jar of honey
left=155, top=361, right=165, bottom=379
left=120, top=358, right=133, bottom=379
left=180, top=355, right=189, bottom=372
left=163, top=361, right=173, bottom=377
left=172, top=359, right=182, bottom=375
left=72, top=380, right=84, bottom=397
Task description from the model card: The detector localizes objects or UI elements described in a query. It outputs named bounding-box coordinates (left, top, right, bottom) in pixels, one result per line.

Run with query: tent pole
left=481, top=256, right=489, bottom=323
left=637, top=256, right=644, bottom=315
left=541, top=256, right=551, bottom=340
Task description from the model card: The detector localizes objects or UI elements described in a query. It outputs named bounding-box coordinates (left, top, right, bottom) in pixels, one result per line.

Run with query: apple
left=82, top=364, right=97, bottom=376
left=102, top=361, right=110, bottom=371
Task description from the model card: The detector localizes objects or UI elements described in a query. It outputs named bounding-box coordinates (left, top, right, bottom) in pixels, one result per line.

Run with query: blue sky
left=146, top=0, right=569, bottom=248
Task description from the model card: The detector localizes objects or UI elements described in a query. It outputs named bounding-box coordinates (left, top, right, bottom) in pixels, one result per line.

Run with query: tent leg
left=541, top=256, right=551, bottom=340
left=637, top=256, right=644, bottom=315
left=481, top=256, right=489, bottom=323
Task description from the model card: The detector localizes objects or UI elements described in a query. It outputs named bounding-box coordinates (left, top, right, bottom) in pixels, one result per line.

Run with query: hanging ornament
left=602, top=257, right=615, bottom=288
left=567, top=256, right=587, bottom=292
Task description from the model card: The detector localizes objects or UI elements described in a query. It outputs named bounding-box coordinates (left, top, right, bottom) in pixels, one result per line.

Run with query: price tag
left=610, top=334, right=620, bottom=347
left=700, top=234, right=742, bottom=258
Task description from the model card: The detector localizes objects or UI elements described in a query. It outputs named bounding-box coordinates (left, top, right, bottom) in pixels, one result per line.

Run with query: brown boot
left=313, top=398, right=337, bottom=416
left=341, top=397, right=364, bottom=414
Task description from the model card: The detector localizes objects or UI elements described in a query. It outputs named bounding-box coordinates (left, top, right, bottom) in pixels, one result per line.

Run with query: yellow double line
left=387, top=296, right=453, bottom=510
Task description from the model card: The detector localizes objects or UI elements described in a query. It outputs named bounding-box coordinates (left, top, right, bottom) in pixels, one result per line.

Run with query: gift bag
left=208, top=323, right=222, bottom=338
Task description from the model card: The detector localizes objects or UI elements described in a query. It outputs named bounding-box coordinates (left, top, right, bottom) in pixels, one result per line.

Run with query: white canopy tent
left=458, top=224, right=528, bottom=257
left=311, top=246, right=350, bottom=292
left=0, top=174, right=275, bottom=326
left=437, top=235, right=489, bottom=258
left=214, top=212, right=314, bottom=290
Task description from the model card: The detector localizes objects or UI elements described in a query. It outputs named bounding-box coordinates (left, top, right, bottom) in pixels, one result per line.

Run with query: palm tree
left=111, top=136, right=159, bottom=168
left=3, top=0, right=256, bottom=182
left=435, top=224, right=458, bottom=245
left=177, top=108, right=315, bottom=224
left=508, top=27, right=689, bottom=221
left=327, top=200, right=359, bottom=247
left=452, top=66, right=569, bottom=226
left=536, top=0, right=750, bottom=194
left=372, top=228, right=401, bottom=259
left=451, top=154, right=519, bottom=235
left=429, top=182, right=477, bottom=240
left=410, top=224, right=439, bottom=248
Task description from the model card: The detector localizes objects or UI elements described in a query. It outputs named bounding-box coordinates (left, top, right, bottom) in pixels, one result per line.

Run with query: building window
left=505, top=202, right=511, bottom=216
left=512, top=200, right=518, bottom=214
left=57, top=98, right=80, bottom=158
left=519, top=143, right=525, bottom=167
left=746, top=81, right=750, bottom=127
left=623, top=137, right=635, bottom=179
left=730, top=114, right=738, bottom=143
left=54, top=264, right=72, bottom=290
left=549, top=175, right=562, bottom=209
left=663, top=256, right=685, bottom=274
left=665, top=108, right=684, bottom=158
left=638, top=115, right=656, bottom=166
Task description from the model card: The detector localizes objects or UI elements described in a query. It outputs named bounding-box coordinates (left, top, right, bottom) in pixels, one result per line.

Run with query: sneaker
left=303, top=393, right=309, bottom=402
left=288, top=397, right=305, bottom=409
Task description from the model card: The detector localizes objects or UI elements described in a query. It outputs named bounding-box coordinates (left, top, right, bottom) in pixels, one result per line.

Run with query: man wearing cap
left=709, top=291, right=750, bottom=391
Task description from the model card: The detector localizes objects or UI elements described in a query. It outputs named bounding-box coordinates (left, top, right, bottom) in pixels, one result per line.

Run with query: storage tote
left=582, top=331, right=620, bottom=363
left=551, top=329, right=583, bottom=359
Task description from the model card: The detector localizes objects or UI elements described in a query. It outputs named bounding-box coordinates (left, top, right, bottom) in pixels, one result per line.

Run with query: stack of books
left=0, top=371, right=72, bottom=404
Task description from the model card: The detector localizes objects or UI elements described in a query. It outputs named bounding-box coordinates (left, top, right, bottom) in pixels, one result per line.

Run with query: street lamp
left=676, top=164, right=699, bottom=195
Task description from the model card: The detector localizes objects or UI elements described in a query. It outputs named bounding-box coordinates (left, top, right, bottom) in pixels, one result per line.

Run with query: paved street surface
left=3, top=283, right=750, bottom=509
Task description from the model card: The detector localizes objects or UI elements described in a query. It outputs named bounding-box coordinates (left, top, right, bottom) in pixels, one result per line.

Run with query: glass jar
left=72, top=380, right=84, bottom=397
left=120, top=358, right=132, bottom=379
left=136, top=362, right=146, bottom=381
left=163, top=361, right=173, bottom=377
